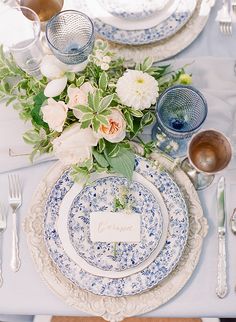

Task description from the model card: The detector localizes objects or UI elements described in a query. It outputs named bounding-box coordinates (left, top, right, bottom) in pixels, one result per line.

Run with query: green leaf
left=101, top=110, right=112, bottom=116
left=31, top=92, right=48, bottom=129
left=142, top=57, right=153, bottom=72
left=96, top=114, right=109, bottom=126
left=105, top=141, right=120, bottom=158
left=80, top=157, right=94, bottom=171
left=81, top=113, right=94, bottom=122
left=65, top=72, right=75, bottom=82
left=105, top=147, right=135, bottom=181
left=98, top=138, right=105, bottom=153
left=23, top=129, right=41, bottom=144
left=129, top=117, right=142, bottom=139
left=76, top=75, right=85, bottom=87
left=94, top=162, right=108, bottom=173
left=88, top=92, right=94, bottom=109
left=77, top=104, right=93, bottom=113
left=99, top=71, right=108, bottom=91
left=123, top=109, right=133, bottom=132
left=98, top=94, right=114, bottom=113
left=140, top=111, right=155, bottom=128
left=6, top=96, right=15, bottom=106
left=33, top=91, right=47, bottom=108
left=93, top=90, right=101, bottom=111
left=92, top=117, right=100, bottom=132
left=129, top=109, right=143, bottom=118
left=81, top=120, right=91, bottom=129
left=93, top=149, right=109, bottom=167
left=70, top=165, right=89, bottom=183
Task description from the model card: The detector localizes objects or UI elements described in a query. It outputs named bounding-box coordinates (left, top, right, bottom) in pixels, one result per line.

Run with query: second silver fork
left=218, top=0, right=233, bottom=35
left=8, top=174, right=21, bottom=272
left=0, top=204, right=7, bottom=286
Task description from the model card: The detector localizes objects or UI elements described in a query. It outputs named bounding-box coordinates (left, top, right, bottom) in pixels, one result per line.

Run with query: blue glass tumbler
left=152, top=85, right=208, bottom=157
left=46, top=10, right=94, bottom=65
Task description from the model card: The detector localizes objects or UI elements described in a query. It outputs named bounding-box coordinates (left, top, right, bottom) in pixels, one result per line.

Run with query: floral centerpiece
left=0, top=40, right=191, bottom=181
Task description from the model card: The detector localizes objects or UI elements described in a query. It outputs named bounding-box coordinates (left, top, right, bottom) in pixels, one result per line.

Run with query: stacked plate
left=68, top=0, right=197, bottom=46
left=43, top=156, right=189, bottom=297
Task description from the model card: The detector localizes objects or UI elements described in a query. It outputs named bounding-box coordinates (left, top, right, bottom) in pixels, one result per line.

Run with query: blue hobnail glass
left=156, top=85, right=208, bottom=139
left=46, top=10, right=94, bottom=65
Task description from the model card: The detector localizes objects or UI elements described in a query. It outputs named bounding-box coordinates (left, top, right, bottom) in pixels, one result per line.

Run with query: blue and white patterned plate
left=56, top=171, right=169, bottom=279
left=44, top=156, right=189, bottom=297
left=96, top=0, right=169, bottom=20
left=68, top=176, right=163, bottom=272
left=76, top=0, right=196, bottom=45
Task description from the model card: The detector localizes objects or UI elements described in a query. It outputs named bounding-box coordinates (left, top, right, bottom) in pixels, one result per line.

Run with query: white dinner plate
left=86, top=0, right=179, bottom=31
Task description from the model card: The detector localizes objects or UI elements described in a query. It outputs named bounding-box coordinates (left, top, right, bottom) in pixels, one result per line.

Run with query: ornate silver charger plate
left=42, top=156, right=188, bottom=297
left=75, top=0, right=196, bottom=45
left=24, top=152, right=208, bottom=321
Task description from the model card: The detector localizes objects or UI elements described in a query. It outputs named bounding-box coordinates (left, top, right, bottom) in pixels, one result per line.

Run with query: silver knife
left=216, top=176, right=228, bottom=298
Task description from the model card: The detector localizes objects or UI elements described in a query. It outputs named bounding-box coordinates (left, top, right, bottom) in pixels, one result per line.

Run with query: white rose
left=99, top=109, right=126, bottom=143
left=53, top=124, right=99, bottom=166
left=40, top=55, right=67, bottom=79
left=68, top=87, right=88, bottom=108
left=100, top=63, right=109, bottom=71
left=41, top=98, right=68, bottom=132
left=44, top=76, right=67, bottom=98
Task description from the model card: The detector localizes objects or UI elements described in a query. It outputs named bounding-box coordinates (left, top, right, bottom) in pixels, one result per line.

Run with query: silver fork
left=218, top=0, right=232, bottom=35
left=0, top=204, right=7, bottom=286
left=232, top=0, right=236, bottom=12
left=8, top=174, right=21, bottom=272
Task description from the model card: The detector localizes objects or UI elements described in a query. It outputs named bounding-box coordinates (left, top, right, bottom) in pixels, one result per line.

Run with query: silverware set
left=0, top=173, right=22, bottom=286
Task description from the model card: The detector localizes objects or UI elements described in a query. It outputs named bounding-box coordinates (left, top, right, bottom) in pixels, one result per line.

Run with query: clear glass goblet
left=181, top=129, right=232, bottom=190
left=45, top=10, right=95, bottom=70
left=152, top=85, right=208, bottom=158
left=0, top=6, right=43, bottom=76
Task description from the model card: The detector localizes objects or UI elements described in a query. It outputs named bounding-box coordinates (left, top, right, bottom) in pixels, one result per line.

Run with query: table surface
left=1, top=0, right=236, bottom=319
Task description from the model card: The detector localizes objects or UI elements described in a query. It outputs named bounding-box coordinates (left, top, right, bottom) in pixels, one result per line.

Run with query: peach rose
left=67, top=82, right=95, bottom=119
left=41, top=98, right=68, bottom=132
left=99, top=109, right=126, bottom=143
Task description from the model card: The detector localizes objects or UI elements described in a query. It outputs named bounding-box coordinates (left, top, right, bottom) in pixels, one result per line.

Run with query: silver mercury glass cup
left=181, top=129, right=232, bottom=190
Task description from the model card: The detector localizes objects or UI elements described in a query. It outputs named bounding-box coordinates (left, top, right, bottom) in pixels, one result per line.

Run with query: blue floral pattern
left=87, top=0, right=196, bottom=45
left=97, top=0, right=168, bottom=20
left=44, top=156, right=189, bottom=297
left=68, top=176, right=163, bottom=271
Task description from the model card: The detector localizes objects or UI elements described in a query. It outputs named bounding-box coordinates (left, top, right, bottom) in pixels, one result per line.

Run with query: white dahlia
left=116, top=70, right=159, bottom=110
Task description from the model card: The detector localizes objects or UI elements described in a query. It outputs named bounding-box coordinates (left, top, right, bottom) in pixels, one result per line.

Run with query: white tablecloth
left=1, top=0, right=236, bottom=319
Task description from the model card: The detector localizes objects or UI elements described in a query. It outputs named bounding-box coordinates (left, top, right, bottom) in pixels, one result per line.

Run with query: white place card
left=90, top=211, right=141, bottom=243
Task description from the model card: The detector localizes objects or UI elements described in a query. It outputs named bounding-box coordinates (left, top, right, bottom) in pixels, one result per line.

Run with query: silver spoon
left=230, top=208, right=236, bottom=234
